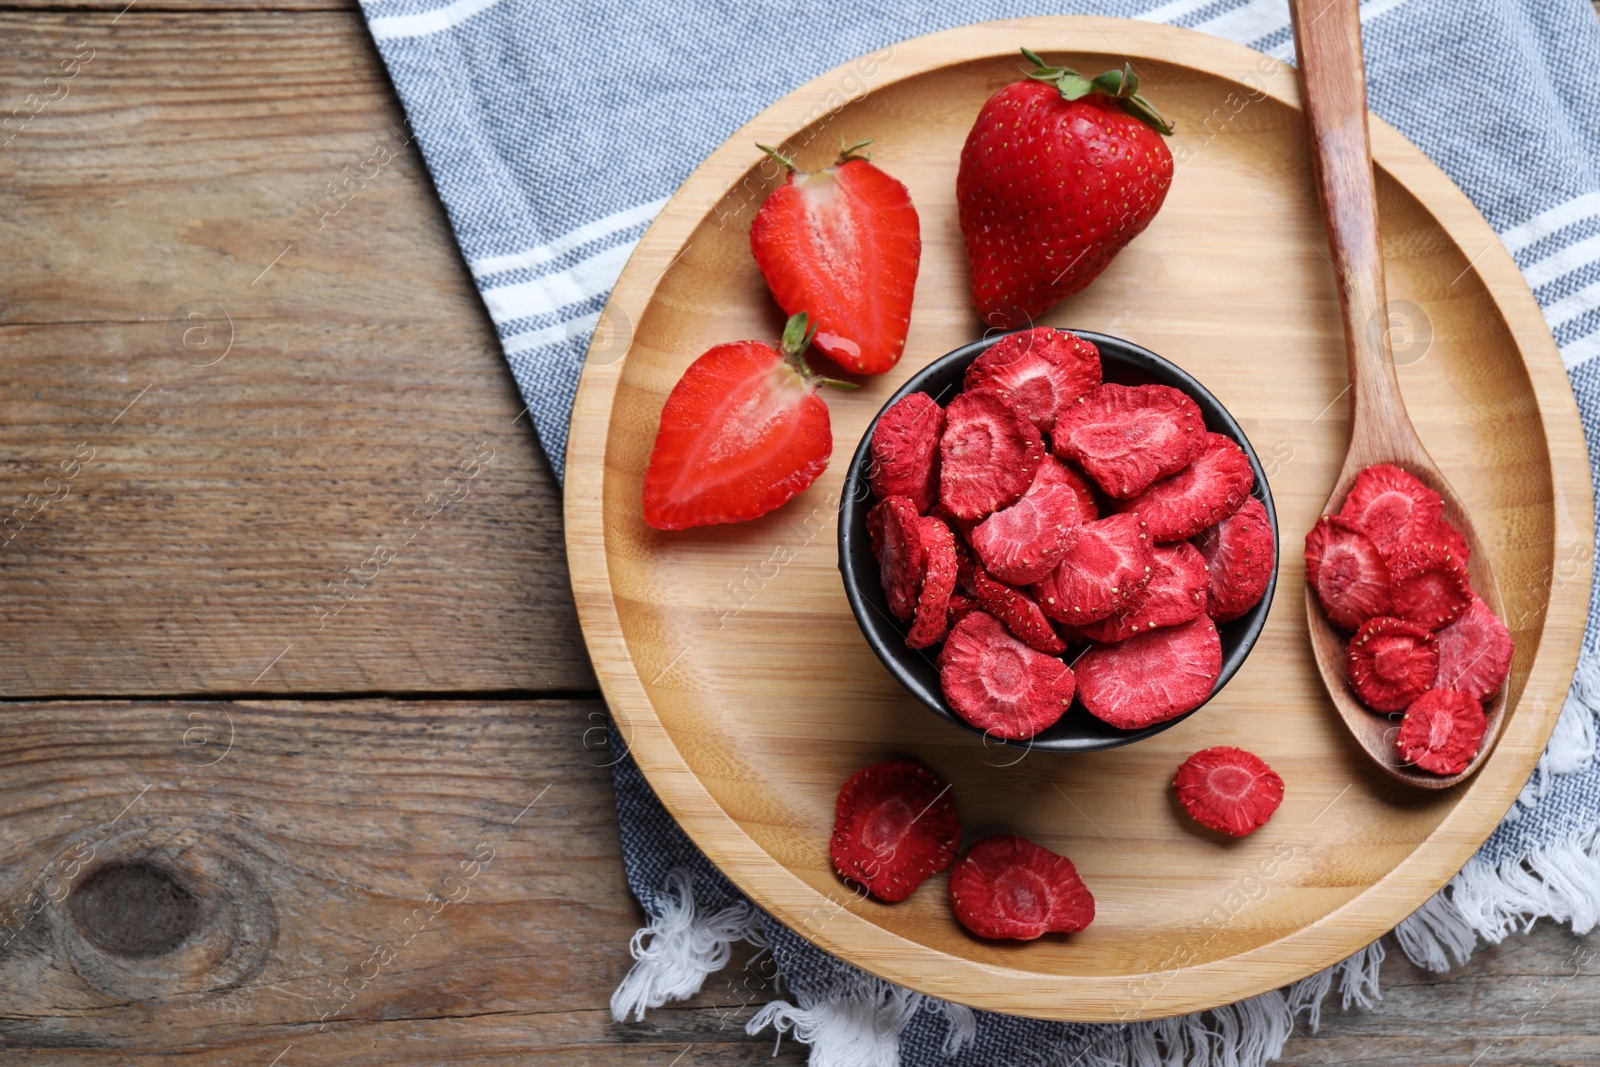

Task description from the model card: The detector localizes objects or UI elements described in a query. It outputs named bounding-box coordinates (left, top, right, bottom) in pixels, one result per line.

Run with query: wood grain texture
left=0, top=12, right=593, bottom=695
left=566, top=18, right=1592, bottom=1020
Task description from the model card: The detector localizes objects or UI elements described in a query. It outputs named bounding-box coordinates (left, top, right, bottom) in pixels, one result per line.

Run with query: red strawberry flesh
left=971, top=565, right=1067, bottom=654
left=1073, top=541, right=1207, bottom=643
left=939, top=390, right=1045, bottom=520
left=1076, top=614, right=1221, bottom=729
left=1337, top=464, right=1442, bottom=560
left=1054, top=382, right=1205, bottom=499
left=948, top=834, right=1094, bottom=940
left=830, top=761, right=959, bottom=902
left=1174, top=746, right=1284, bottom=837
left=1116, top=432, right=1253, bottom=541
left=1435, top=596, right=1513, bottom=702
left=971, top=458, right=1083, bottom=585
left=1345, top=616, right=1438, bottom=712
left=938, top=611, right=1074, bottom=740
left=964, top=328, right=1101, bottom=435
left=1305, top=515, right=1393, bottom=630
left=1388, top=541, right=1472, bottom=631
left=1193, top=495, right=1275, bottom=624
left=1396, top=689, right=1487, bottom=775
left=907, top=516, right=957, bottom=649
left=1033, top=512, right=1153, bottom=623
left=870, top=392, right=944, bottom=513
left=867, top=496, right=923, bottom=621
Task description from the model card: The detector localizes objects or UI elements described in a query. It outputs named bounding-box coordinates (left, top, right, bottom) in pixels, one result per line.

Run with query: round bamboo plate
left=564, top=17, right=1593, bottom=1021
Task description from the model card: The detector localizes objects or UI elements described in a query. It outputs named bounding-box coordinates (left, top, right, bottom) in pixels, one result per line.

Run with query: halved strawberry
left=1054, top=383, right=1205, bottom=499
left=1304, top=515, right=1393, bottom=630
left=643, top=314, right=834, bottom=530
left=1346, top=616, right=1438, bottom=712
left=1337, top=464, right=1443, bottom=560
left=948, top=835, right=1094, bottom=940
left=964, top=328, right=1101, bottom=435
left=1033, top=512, right=1153, bottom=624
left=750, top=143, right=920, bottom=375
left=867, top=496, right=923, bottom=621
left=938, top=611, right=1074, bottom=740
left=830, top=761, right=959, bottom=903
left=970, top=459, right=1082, bottom=585
left=971, top=565, right=1066, bottom=654
left=939, top=389, right=1045, bottom=520
left=870, top=392, right=943, bottom=513
left=907, top=517, right=958, bottom=650
left=1396, top=689, right=1487, bottom=775
left=1174, top=747, right=1284, bottom=837
left=1075, top=614, right=1221, bottom=729
left=1073, top=542, right=1207, bottom=643
left=1389, top=541, right=1472, bottom=631
left=1115, top=432, right=1253, bottom=541
left=1435, top=596, right=1513, bottom=702
left=1193, top=495, right=1275, bottom=624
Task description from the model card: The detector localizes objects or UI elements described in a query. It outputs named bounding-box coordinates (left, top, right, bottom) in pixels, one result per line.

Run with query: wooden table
left=1, top=3, right=1597, bottom=1063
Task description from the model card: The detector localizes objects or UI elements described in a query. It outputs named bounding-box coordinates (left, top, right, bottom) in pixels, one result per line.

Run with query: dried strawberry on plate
left=948, top=834, right=1095, bottom=940
left=1174, top=746, right=1284, bottom=837
left=830, top=761, right=959, bottom=903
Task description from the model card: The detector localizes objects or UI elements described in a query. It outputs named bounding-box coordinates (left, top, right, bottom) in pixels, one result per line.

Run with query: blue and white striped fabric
left=361, top=1, right=1600, bottom=1063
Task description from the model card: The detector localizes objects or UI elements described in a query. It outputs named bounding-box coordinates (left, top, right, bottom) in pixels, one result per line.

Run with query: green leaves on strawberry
left=957, top=48, right=1176, bottom=328
left=642, top=314, right=847, bottom=531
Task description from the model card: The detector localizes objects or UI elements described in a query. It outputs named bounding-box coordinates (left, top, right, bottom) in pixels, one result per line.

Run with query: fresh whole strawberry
left=957, top=49, right=1174, bottom=328
left=642, top=313, right=847, bottom=530
left=750, top=140, right=921, bottom=375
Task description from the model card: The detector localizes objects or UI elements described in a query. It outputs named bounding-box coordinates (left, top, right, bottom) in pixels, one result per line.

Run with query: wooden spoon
left=1291, top=0, right=1508, bottom=789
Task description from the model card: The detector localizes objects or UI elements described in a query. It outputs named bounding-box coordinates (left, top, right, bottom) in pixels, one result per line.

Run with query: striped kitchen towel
left=360, top=0, right=1600, bottom=1064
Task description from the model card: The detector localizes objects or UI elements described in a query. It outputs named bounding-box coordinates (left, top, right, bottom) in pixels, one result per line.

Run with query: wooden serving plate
left=565, top=18, right=1592, bottom=1021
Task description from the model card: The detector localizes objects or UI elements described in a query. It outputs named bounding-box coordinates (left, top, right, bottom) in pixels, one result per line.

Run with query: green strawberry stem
left=1020, top=47, right=1175, bottom=136
left=756, top=143, right=797, bottom=170
left=757, top=138, right=875, bottom=172
left=779, top=313, right=860, bottom=390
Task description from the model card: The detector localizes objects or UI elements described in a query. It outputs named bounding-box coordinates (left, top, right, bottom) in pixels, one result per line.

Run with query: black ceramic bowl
left=838, top=329, right=1279, bottom=753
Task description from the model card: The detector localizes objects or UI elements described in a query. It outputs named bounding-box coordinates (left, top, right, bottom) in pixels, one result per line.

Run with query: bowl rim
left=836, top=327, right=1280, bottom=752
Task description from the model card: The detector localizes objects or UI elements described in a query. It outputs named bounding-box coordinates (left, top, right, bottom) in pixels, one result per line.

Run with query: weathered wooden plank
left=0, top=13, right=593, bottom=694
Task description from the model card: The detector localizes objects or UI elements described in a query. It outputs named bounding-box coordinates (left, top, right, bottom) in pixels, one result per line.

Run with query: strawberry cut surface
left=1076, top=614, right=1221, bottom=729
left=1435, top=596, right=1513, bottom=702
left=1054, top=382, right=1205, bottom=499
left=1116, top=432, right=1253, bottom=541
left=867, top=496, right=924, bottom=621
left=964, top=328, right=1101, bottom=435
left=938, top=611, right=1074, bottom=740
left=1345, top=616, right=1438, bottom=712
left=830, top=761, right=959, bottom=903
left=1388, top=541, right=1472, bottom=631
left=1193, top=495, right=1275, bottom=623
left=1056, top=461, right=1101, bottom=521
left=907, top=517, right=958, bottom=650
left=1033, top=512, right=1153, bottom=624
left=1337, top=464, right=1443, bottom=560
left=971, top=566, right=1067, bottom=654
left=751, top=155, right=920, bottom=375
left=1396, top=689, right=1488, bottom=775
left=1073, top=542, right=1207, bottom=644
left=939, top=389, right=1045, bottom=520
left=870, top=392, right=944, bottom=514
left=970, top=458, right=1083, bottom=585
left=642, top=338, right=831, bottom=530
left=948, top=835, right=1095, bottom=940
left=1174, top=747, right=1284, bottom=837
left=1305, top=515, right=1393, bottom=630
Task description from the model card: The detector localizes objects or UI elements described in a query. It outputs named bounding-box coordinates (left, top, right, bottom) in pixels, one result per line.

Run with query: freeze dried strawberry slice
left=1304, top=515, right=1393, bottom=630
left=1435, top=597, right=1513, bottom=702
left=1346, top=616, right=1438, bottom=712
left=1389, top=541, right=1472, bottom=631
left=830, top=761, right=959, bottom=903
left=1076, top=615, right=1221, bottom=729
left=946, top=593, right=979, bottom=627
left=1033, top=512, right=1153, bottom=624
left=938, top=611, right=1075, bottom=740
left=907, top=517, right=958, bottom=650
left=939, top=389, right=1045, bottom=520
left=1054, top=383, right=1205, bottom=499
left=1396, top=689, right=1487, bottom=775
left=1174, top=747, right=1284, bottom=837
left=948, top=835, right=1094, bottom=940
left=965, top=328, right=1101, bottom=435
left=1057, top=461, right=1101, bottom=521
left=869, top=392, right=944, bottom=513
left=1337, top=464, right=1442, bottom=560
left=971, top=459, right=1083, bottom=585
left=867, top=496, right=923, bottom=621
left=972, top=565, right=1066, bottom=654
left=1074, top=542, right=1207, bottom=643
left=1193, top=495, right=1275, bottom=623
left=1426, top=519, right=1470, bottom=571
left=1116, top=432, right=1253, bottom=541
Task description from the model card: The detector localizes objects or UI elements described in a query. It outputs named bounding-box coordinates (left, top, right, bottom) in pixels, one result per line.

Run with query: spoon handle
left=1291, top=0, right=1405, bottom=461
